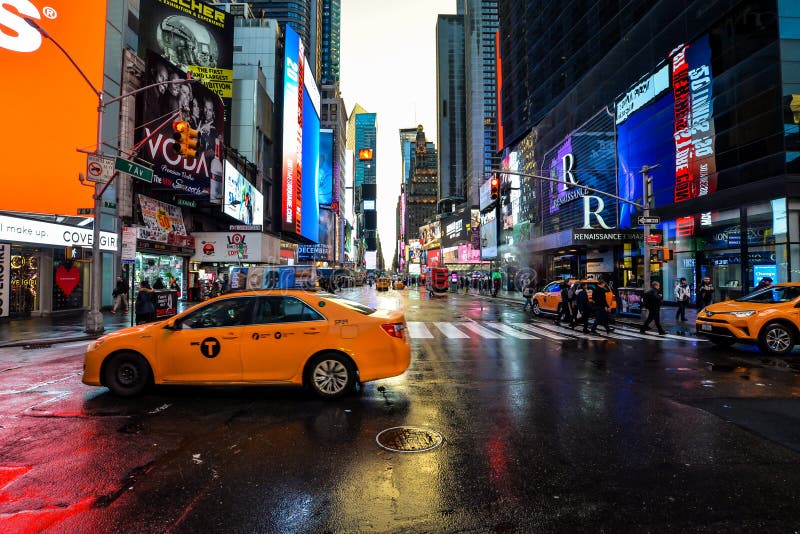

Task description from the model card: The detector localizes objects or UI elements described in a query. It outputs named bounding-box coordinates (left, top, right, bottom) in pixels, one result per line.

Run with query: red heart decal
left=55, top=264, right=81, bottom=297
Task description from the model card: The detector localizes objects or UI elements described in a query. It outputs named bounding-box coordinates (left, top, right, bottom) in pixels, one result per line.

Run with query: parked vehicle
left=531, top=279, right=617, bottom=316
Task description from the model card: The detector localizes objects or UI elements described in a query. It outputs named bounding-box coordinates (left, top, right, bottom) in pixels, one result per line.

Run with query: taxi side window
left=545, top=282, right=560, bottom=292
left=253, top=297, right=325, bottom=324
left=180, top=298, right=254, bottom=329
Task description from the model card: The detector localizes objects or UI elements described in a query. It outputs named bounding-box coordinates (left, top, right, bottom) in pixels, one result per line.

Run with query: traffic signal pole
left=639, top=165, right=659, bottom=294
left=26, top=17, right=207, bottom=334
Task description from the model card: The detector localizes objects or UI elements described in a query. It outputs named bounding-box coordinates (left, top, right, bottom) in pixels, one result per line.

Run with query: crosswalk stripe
left=460, top=322, right=502, bottom=339
left=510, top=322, right=570, bottom=340
left=406, top=322, right=433, bottom=339
left=434, top=322, right=470, bottom=339
left=523, top=321, right=607, bottom=341
left=598, top=327, right=672, bottom=342
left=483, top=322, right=540, bottom=339
left=615, top=326, right=709, bottom=342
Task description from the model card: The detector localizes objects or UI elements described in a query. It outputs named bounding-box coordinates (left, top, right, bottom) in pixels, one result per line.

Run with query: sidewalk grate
left=376, top=426, right=444, bottom=453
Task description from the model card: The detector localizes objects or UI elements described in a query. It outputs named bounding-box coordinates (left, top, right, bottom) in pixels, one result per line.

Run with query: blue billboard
left=301, top=88, right=320, bottom=241
left=319, top=130, right=333, bottom=206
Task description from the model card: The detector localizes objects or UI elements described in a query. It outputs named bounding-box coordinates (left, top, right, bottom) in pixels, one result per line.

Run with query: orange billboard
left=0, top=0, right=108, bottom=216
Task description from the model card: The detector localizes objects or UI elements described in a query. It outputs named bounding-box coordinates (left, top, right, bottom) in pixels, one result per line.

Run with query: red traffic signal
left=172, top=120, right=199, bottom=158
left=490, top=176, right=499, bottom=200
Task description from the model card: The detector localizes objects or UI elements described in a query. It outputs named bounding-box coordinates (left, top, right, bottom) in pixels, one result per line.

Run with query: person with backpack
left=640, top=281, right=666, bottom=335
left=573, top=282, right=591, bottom=332
left=522, top=279, right=535, bottom=312
left=674, top=278, right=691, bottom=322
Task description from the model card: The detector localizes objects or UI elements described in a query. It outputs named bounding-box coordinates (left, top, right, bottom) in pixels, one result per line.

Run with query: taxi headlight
left=87, top=338, right=106, bottom=351
left=731, top=310, right=756, bottom=318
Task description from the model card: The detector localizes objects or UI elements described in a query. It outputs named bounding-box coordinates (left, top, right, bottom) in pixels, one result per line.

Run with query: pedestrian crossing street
left=406, top=321, right=708, bottom=343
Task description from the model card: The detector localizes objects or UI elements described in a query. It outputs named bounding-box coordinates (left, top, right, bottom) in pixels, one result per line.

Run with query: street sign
left=646, top=234, right=662, bottom=245
left=637, top=215, right=661, bottom=225
left=86, top=154, right=114, bottom=183
left=114, top=157, right=153, bottom=183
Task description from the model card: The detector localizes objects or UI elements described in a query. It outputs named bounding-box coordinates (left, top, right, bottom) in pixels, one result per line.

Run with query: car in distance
left=531, top=279, right=617, bottom=316
left=83, top=290, right=411, bottom=399
left=695, top=283, right=800, bottom=355
left=376, top=276, right=391, bottom=291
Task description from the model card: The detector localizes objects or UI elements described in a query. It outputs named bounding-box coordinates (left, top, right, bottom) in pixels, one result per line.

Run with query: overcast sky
left=339, top=0, right=457, bottom=269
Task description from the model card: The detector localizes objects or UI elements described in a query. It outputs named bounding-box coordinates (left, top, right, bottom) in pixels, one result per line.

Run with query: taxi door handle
left=304, top=329, right=320, bottom=335
left=222, top=335, right=239, bottom=340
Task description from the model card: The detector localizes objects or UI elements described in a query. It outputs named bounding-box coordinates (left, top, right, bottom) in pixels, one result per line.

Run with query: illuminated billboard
left=223, top=161, right=263, bottom=226
left=138, top=0, right=234, bottom=137
left=319, top=130, right=333, bottom=206
left=300, top=58, right=320, bottom=242
left=0, top=0, right=108, bottom=215
left=138, top=51, right=225, bottom=197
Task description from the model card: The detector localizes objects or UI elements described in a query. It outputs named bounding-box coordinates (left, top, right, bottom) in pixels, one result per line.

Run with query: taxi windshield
left=736, top=286, right=800, bottom=303
left=318, top=294, right=377, bottom=315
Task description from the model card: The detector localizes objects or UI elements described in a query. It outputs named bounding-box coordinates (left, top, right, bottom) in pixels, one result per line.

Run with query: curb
left=0, top=334, right=99, bottom=349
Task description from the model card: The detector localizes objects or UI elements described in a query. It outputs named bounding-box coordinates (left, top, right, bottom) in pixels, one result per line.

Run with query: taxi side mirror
left=794, top=301, right=800, bottom=308
left=164, top=318, right=178, bottom=330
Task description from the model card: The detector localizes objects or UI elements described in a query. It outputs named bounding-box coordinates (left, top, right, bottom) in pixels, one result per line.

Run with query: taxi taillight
left=381, top=323, right=405, bottom=339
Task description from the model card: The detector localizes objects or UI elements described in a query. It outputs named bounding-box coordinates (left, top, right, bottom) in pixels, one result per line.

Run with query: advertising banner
left=0, top=243, right=9, bottom=319
left=408, top=239, right=422, bottom=263
left=426, top=248, right=441, bottom=267
left=479, top=178, right=494, bottom=211
left=480, top=210, right=497, bottom=259
left=0, top=214, right=117, bottom=252
left=319, top=130, right=334, bottom=206
left=191, top=231, right=278, bottom=263
left=0, top=0, right=107, bottom=215
left=298, top=243, right=330, bottom=262
left=137, top=194, right=187, bottom=243
left=245, top=265, right=316, bottom=289
left=281, top=25, right=303, bottom=234
left=121, top=227, right=138, bottom=264
left=318, top=208, right=335, bottom=258
left=364, top=250, right=378, bottom=271
left=419, top=221, right=441, bottom=248
left=441, top=211, right=467, bottom=249
left=300, top=63, right=321, bottom=242
left=138, top=0, right=233, bottom=138
left=457, top=243, right=482, bottom=263
left=223, top=161, right=263, bottom=225
left=138, top=51, right=225, bottom=197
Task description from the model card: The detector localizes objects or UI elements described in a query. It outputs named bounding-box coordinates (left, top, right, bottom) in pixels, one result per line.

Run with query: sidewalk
left=0, top=302, right=194, bottom=348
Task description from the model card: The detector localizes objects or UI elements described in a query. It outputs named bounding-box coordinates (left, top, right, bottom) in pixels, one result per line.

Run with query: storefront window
left=9, top=248, right=39, bottom=317
left=52, top=248, right=85, bottom=311
left=747, top=200, right=788, bottom=286
left=135, top=253, right=184, bottom=293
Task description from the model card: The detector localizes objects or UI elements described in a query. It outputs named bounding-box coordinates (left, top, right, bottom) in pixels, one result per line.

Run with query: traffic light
left=490, top=176, right=499, bottom=200
left=172, top=120, right=199, bottom=158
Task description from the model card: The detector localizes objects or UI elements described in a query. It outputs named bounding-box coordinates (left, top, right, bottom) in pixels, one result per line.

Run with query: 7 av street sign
left=638, top=215, right=660, bottom=225
left=114, top=157, right=153, bottom=183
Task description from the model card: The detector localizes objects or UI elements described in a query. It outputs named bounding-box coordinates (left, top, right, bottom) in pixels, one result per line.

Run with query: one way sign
left=637, top=215, right=660, bottom=225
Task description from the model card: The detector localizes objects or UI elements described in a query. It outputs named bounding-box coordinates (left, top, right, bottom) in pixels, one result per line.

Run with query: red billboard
left=0, top=0, right=108, bottom=215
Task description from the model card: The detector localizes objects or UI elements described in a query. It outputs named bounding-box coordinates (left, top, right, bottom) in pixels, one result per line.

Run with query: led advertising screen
left=138, top=51, right=225, bottom=197
left=222, top=161, right=263, bottom=225
left=364, top=250, right=377, bottom=271
left=281, top=26, right=303, bottom=234
left=480, top=210, right=497, bottom=259
left=138, top=0, right=234, bottom=138
left=318, top=208, right=335, bottom=257
left=300, top=67, right=320, bottom=242
left=319, top=130, right=334, bottom=206
left=0, top=0, right=107, bottom=215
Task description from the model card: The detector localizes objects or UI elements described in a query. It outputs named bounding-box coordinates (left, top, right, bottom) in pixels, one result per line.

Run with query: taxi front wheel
left=306, top=353, right=355, bottom=399
left=759, top=323, right=795, bottom=356
left=103, top=351, right=152, bottom=397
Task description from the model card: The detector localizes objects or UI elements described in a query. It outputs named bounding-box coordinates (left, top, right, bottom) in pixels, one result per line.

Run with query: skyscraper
left=436, top=13, right=466, bottom=210
left=405, top=126, right=438, bottom=243
left=321, top=0, right=341, bottom=84
left=464, top=0, right=499, bottom=206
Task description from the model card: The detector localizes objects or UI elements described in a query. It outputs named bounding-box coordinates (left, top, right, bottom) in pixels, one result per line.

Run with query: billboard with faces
left=138, top=51, right=225, bottom=197
left=138, top=0, right=233, bottom=138
left=223, top=161, right=263, bottom=226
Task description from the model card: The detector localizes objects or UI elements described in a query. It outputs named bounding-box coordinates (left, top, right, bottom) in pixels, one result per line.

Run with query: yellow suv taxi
left=375, top=276, right=391, bottom=291
left=695, top=283, right=800, bottom=355
left=83, top=290, right=411, bottom=399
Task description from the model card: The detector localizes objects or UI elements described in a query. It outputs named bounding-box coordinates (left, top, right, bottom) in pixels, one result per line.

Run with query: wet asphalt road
left=2, top=287, right=800, bottom=532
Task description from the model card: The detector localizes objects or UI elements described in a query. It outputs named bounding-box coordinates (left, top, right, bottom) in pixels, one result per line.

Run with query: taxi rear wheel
left=532, top=300, right=542, bottom=316
left=759, top=323, right=795, bottom=356
left=103, top=351, right=151, bottom=397
left=306, top=353, right=355, bottom=399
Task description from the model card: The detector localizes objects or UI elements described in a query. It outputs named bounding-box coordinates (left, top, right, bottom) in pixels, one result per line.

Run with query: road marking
left=460, top=322, right=502, bottom=339
left=406, top=322, right=434, bottom=339
left=434, top=322, right=470, bottom=339
left=510, top=322, right=571, bottom=340
left=483, top=322, right=539, bottom=339
left=615, top=326, right=709, bottom=342
left=523, top=321, right=607, bottom=341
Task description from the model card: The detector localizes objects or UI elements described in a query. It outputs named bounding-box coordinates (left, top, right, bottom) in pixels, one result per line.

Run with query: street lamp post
left=26, top=18, right=203, bottom=334
left=639, top=165, right=659, bottom=292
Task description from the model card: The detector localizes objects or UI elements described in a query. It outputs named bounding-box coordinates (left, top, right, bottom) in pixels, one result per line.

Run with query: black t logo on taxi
left=200, top=337, right=221, bottom=358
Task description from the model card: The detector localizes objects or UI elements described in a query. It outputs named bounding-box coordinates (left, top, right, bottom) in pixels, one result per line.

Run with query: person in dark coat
left=640, top=281, right=666, bottom=335
left=573, top=282, right=591, bottom=332
left=135, top=280, right=155, bottom=324
left=590, top=280, right=613, bottom=334
left=153, top=277, right=166, bottom=290
left=555, top=280, right=573, bottom=326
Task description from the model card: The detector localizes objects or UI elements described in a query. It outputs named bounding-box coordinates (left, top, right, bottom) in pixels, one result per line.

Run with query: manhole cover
left=376, top=426, right=444, bottom=453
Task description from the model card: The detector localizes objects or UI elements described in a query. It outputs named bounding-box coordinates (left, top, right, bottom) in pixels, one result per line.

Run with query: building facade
left=498, top=0, right=800, bottom=307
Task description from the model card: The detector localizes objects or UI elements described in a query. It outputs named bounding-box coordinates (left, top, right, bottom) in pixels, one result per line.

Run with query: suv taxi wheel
left=759, top=323, right=795, bottom=356
left=307, top=353, right=355, bottom=399
left=532, top=300, right=542, bottom=316
left=103, top=351, right=151, bottom=397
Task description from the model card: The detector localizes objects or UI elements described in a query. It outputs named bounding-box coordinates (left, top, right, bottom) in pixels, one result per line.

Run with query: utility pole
left=27, top=18, right=204, bottom=334
left=639, top=164, right=659, bottom=293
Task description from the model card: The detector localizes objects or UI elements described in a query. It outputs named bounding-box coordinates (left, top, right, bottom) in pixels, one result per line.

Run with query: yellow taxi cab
left=695, top=283, right=800, bottom=355
left=375, top=276, right=391, bottom=291
left=392, top=278, right=405, bottom=290
left=531, top=279, right=617, bottom=316
left=83, top=290, right=411, bottom=399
